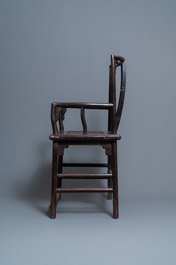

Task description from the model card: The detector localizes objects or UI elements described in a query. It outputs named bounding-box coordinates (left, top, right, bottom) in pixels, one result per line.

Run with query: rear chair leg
left=112, top=142, right=119, bottom=219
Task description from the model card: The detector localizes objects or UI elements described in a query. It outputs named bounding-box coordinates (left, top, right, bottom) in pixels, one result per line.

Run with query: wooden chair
left=49, top=54, right=126, bottom=218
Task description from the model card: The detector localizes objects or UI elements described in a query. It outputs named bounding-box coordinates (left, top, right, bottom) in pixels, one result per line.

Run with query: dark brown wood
left=57, top=173, right=112, bottom=179
left=112, top=142, right=118, bottom=219
left=62, top=163, right=108, bottom=167
left=52, top=102, right=113, bottom=109
left=107, top=156, right=112, bottom=200
left=50, top=141, right=58, bottom=219
left=57, top=145, right=67, bottom=156
left=49, top=132, right=121, bottom=141
left=102, top=144, right=112, bottom=155
left=59, top=108, right=67, bottom=133
left=116, top=63, right=126, bottom=131
left=80, top=107, right=87, bottom=134
left=57, top=155, right=63, bottom=201
left=49, top=54, right=126, bottom=218
left=109, top=55, right=126, bottom=133
left=57, top=188, right=113, bottom=193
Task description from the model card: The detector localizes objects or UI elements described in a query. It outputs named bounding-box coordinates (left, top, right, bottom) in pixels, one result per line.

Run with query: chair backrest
left=108, top=55, right=126, bottom=133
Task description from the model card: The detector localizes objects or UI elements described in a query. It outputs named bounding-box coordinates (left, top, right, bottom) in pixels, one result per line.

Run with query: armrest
left=51, top=102, right=113, bottom=134
left=52, top=102, right=113, bottom=109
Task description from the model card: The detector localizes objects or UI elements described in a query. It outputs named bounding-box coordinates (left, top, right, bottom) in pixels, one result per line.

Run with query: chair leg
left=107, top=155, right=112, bottom=200
left=50, top=142, right=58, bottom=219
left=57, top=155, right=63, bottom=200
left=112, top=142, right=119, bottom=219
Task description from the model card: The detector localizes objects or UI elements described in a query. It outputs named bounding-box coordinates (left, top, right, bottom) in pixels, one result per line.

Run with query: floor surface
left=1, top=194, right=176, bottom=265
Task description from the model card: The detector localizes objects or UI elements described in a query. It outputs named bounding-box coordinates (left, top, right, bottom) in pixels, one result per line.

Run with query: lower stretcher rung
left=62, top=163, right=108, bottom=167
left=57, top=188, right=113, bottom=193
left=57, top=173, right=112, bottom=179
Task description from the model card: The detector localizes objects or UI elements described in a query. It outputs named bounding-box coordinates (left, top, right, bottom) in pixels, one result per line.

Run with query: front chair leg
left=112, top=142, right=119, bottom=219
left=50, top=142, right=58, bottom=219
left=57, top=155, right=63, bottom=200
left=107, top=156, right=112, bottom=200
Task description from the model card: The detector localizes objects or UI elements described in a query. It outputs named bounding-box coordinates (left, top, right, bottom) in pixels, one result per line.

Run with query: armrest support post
left=80, top=108, right=87, bottom=134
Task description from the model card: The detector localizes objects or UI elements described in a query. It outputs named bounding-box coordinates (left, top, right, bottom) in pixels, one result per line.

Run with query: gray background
left=1, top=0, right=176, bottom=264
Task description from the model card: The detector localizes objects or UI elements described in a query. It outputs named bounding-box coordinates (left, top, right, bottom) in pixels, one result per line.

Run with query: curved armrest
left=52, top=102, right=113, bottom=109
left=51, top=102, right=113, bottom=134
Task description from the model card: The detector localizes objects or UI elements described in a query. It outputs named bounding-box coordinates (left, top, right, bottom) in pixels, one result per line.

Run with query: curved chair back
left=109, top=55, right=126, bottom=133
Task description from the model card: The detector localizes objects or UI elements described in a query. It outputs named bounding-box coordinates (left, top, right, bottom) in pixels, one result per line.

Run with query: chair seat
left=49, top=131, right=121, bottom=142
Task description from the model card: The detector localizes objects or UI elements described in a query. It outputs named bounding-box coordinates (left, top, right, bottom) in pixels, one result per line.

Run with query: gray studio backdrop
left=0, top=0, right=176, bottom=203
